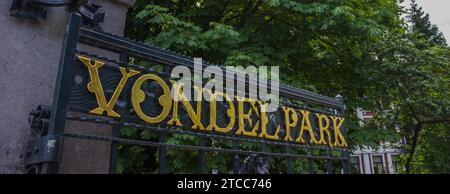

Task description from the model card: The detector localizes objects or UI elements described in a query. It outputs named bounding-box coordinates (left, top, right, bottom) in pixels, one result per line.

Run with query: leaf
left=267, top=0, right=281, bottom=7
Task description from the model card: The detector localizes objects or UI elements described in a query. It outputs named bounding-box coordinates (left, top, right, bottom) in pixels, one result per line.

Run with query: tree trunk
left=405, top=124, right=421, bottom=173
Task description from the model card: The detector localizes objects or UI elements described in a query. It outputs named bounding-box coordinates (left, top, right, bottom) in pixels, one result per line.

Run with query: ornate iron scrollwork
left=238, top=154, right=272, bottom=174
left=28, top=105, right=51, bottom=137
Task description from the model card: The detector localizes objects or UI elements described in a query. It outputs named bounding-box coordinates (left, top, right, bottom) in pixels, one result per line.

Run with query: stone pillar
left=0, top=0, right=134, bottom=174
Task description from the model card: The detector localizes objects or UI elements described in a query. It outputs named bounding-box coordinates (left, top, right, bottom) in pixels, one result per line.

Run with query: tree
left=374, top=35, right=449, bottom=173
left=386, top=0, right=450, bottom=173
left=118, top=0, right=449, bottom=174
left=407, top=0, right=447, bottom=47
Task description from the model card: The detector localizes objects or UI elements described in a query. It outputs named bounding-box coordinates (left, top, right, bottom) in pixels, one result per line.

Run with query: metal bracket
left=25, top=105, right=64, bottom=173
left=9, top=0, right=104, bottom=27
left=78, top=3, right=105, bottom=28
left=24, top=135, right=64, bottom=165
left=10, top=0, right=48, bottom=21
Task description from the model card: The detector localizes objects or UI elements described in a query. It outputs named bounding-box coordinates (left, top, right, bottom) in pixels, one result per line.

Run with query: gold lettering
left=258, top=102, right=280, bottom=140
left=167, top=83, right=204, bottom=130
left=235, top=96, right=259, bottom=137
left=131, top=74, right=172, bottom=123
left=79, top=56, right=139, bottom=117
left=316, top=114, right=333, bottom=147
left=330, top=116, right=347, bottom=147
left=295, top=110, right=319, bottom=144
left=205, top=90, right=236, bottom=133
left=282, top=107, right=297, bottom=142
left=79, top=55, right=347, bottom=147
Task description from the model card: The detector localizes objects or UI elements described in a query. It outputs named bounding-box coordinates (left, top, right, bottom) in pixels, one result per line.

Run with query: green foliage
left=117, top=127, right=158, bottom=174
left=118, top=0, right=449, bottom=174
left=407, top=0, right=447, bottom=46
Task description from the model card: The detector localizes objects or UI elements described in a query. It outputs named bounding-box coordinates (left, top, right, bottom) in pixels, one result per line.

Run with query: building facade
left=350, top=109, right=402, bottom=174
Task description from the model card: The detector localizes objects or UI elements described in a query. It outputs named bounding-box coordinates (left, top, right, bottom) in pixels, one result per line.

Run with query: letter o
left=131, top=74, right=172, bottom=123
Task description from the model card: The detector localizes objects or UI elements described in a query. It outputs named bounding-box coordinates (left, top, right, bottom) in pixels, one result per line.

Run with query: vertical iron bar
left=108, top=53, right=128, bottom=174
left=199, top=136, right=206, bottom=174
left=232, top=140, right=239, bottom=174
left=338, top=97, right=351, bottom=174
left=158, top=65, right=171, bottom=174
left=109, top=126, right=120, bottom=174
left=307, top=146, right=314, bottom=174
left=327, top=149, right=333, bottom=174
left=302, top=103, right=314, bottom=174
left=286, top=146, right=293, bottom=174
left=344, top=148, right=351, bottom=173
left=159, top=132, right=166, bottom=174
left=261, top=144, right=268, bottom=152
left=43, top=13, right=81, bottom=174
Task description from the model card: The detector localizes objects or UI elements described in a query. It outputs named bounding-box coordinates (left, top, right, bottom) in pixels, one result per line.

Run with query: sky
left=403, top=0, right=450, bottom=42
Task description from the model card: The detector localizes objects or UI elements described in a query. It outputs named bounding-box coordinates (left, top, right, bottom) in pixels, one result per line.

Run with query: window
left=350, top=156, right=361, bottom=174
left=372, top=155, right=385, bottom=174
left=391, top=155, right=399, bottom=173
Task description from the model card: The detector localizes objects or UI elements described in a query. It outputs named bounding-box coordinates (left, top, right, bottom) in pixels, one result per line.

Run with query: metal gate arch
left=24, top=13, right=351, bottom=174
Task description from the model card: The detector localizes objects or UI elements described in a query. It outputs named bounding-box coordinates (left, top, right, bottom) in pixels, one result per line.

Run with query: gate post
left=56, top=0, right=135, bottom=174
left=0, top=0, right=134, bottom=174
left=43, top=12, right=81, bottom=174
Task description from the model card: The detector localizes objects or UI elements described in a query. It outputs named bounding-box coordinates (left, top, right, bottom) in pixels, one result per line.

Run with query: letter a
left=295, top=110, right=319, bottom=144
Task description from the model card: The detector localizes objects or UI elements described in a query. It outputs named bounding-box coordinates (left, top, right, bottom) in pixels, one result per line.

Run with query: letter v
left=78, top=56, right=140, bottom=117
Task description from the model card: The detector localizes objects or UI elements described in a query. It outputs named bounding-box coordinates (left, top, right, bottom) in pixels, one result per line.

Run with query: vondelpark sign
left=77, top=55, right=348, bottom=148
left=20, top=7, right=349, bottom=174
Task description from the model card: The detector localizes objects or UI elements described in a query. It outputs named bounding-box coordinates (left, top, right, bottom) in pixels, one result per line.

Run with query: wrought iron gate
left=24, top=13, right=351, bottom=174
